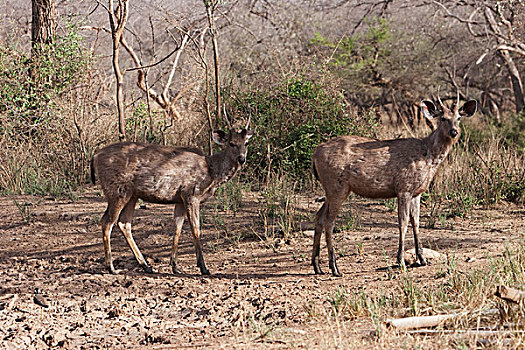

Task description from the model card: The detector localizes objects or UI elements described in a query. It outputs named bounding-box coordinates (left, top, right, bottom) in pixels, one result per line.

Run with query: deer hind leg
left=170, top=203, right=185, bottom=274
left=409, top=194, right=427, bottom=266
left=396, top=193, right=412, bottom=268
left=185, top=197, right=209, bottom=275
left=101, top=197, right=128, bottom=274
left=324, top=198, right=345, bottom=277
left=117, top=197, right=152, bottom=273
left=312, top=202, right=327, bottom=275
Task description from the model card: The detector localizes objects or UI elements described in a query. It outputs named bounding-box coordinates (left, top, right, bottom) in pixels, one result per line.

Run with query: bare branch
left=163, top=33, right=190, bottom=102
left=496, top=44, right=525, bottom=57
left=431, top=0, right=481, bottom=25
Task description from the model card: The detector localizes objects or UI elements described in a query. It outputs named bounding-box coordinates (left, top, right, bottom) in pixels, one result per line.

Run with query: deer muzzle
left=238, top=156, right=246, bottom=165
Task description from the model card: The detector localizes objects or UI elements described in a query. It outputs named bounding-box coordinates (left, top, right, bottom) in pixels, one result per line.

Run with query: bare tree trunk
left=204, top=60, right=214, bottom=155
left=483, top=5, right=525, bottom=114
left=205, top=1, right=221, bottom=124
left=108, top=0, right=129, bottom=142
left=31, top=0, right=56, bottom=55
left=499, top=50, right=525, bottom=113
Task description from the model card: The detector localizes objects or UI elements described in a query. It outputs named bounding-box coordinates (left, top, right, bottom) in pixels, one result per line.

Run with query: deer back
left=93, top=142, right=210, bottom=204
left=313, top=99, right=477, bottom=199
left=93, top=128, right=254, bottom=205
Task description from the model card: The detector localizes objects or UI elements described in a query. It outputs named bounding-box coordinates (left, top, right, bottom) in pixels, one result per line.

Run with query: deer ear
left=459, top=100, right=477, bottom=118
left=421, top=100, right=438, bottom=119
left=212, top=130, right=228, bottom=145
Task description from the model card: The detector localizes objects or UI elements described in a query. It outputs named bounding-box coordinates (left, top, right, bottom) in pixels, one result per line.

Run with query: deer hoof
left=142, top=264, right=153, bottom=274
left=330, top=264, right=342, bottom=277
left=171, top=265, right=183, bottom=274
left=417, top=257, right=428, bottom=266
left=312, top=258, right=325, bottom=275
left=107, top=265, right=117, bottom=274
left=329, top=259, right=341, bottom=277
left=314, top=268, right=325, bottom=275
left=200, top=269, right=210, bottom=275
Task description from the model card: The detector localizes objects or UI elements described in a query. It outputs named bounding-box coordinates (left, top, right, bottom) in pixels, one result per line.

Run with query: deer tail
left=312, top=160, right=326, bottom=202
left=312, top=160, right=320, bottom=182
left=90, top=157, right=96, bottom=184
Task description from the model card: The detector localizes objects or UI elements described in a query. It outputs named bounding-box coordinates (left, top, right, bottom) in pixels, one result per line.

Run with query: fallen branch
left=387, top=308, right=500, bottom=330
left=495, top=285, right=525, bottom=304
left=405, top=329, right=525, bottom=336
left=386, top=313, right=460, bottom=330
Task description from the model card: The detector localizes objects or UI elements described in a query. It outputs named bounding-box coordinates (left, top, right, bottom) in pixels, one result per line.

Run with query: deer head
left=209, top=111, right=254, bottom=176
left=421, top=98, right=477, bottom=140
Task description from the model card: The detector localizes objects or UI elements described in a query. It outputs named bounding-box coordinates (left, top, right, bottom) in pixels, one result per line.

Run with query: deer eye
left=229, top=142, right=235, bottom=147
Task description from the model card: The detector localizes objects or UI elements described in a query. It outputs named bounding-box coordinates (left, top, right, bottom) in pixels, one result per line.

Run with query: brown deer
left=91, top=117, right=253, bottom=275
left=311, top=97, right=477, bottom=276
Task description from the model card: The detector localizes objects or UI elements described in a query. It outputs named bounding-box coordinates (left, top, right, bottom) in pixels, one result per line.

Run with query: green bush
left=230, top=77, right=377, bottom=184
left=0, top=22, right=90, bottom=127
left=0, top=22, right=93, bottom=197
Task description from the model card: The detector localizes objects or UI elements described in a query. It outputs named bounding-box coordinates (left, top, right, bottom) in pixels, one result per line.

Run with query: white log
left=386, top=313, right=459, bottom=330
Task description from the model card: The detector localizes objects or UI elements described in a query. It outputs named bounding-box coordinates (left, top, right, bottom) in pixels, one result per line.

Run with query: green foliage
left=13, top=199, right=36, bottom=224
left=32, top=22, right=89, bottom=96
left=340, top=205, right=360, bottom=231
left=257, top=174, right=300, bottom=243
left=232, top=77, right=377, bottom=183
left=127, top=101, right=164, bottom=143
left=0, top=21, right=90, bottom=125
left=214, top=179, right=246, bottom=214
left=309, top=18, right=442, bottom=110
left=311, top=17, right=390, bottom=72
left=310, top=18, right=392, bottom=104
left=0, top=22, right=92, bottom=197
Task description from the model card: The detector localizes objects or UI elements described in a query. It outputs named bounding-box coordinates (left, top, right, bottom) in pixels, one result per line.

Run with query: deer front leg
left=312, top=202, right=326, bottom=275
left=409, top=194, right=427, bottom=266
left=185, top=197, right=210, bottom=275
left=170, top=203, right=185, bottom=274
left=396, top=193, right=411, bottom=268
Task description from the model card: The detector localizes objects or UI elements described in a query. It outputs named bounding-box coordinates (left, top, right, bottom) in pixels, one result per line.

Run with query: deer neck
left=424, top=127, right=456, bottom=167
left=207, top=151, right=240, bottom=185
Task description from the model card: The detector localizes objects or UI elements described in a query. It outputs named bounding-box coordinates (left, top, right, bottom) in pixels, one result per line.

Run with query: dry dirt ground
left=0, top=188, right=524, bottom=349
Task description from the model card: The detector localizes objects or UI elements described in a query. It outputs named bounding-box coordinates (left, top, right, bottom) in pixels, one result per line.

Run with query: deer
left=311, top=96, right=477, bottom=276
left=91, top=116, right=253, bottom=275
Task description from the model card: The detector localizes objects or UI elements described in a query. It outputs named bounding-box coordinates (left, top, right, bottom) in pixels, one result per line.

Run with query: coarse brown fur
left=92, top=128, right=253, bottom=275
left=311, top=98, right=477, bottom=276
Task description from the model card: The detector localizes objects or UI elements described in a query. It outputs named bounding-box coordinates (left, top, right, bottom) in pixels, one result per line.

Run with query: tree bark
left=483, top=5, right=525, bottom=114
left=499, top=50, right=525, bottom=114
left=108, top=0, right=129, bottom=142
left=205, top=1, right=222, bottom=125
left=31, top=0, right=56, bottom=55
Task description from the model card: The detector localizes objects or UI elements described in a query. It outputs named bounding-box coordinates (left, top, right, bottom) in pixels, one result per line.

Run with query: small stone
left=404, top=248, right=444, bottom=265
